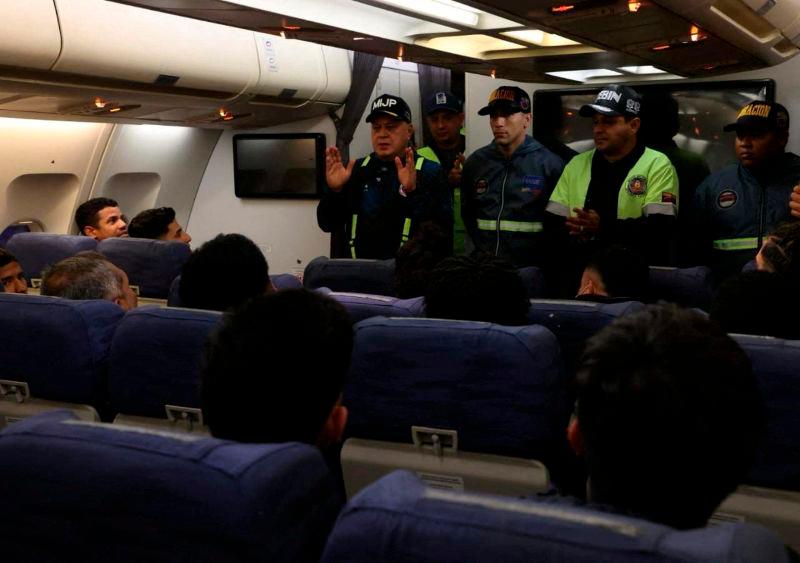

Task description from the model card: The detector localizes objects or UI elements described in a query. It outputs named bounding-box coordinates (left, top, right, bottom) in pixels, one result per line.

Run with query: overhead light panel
left=546, top=68, right=622, bottom=82
left=415, top=34, right=526, bottom=58
left=372, top=0, right=480, bottom=27
left=618, top=65, right=666, bottom=74
left=501, top=29, right=579, bottom=47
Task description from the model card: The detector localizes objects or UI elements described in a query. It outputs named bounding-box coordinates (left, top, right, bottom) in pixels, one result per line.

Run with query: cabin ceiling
left=110, top=0, right=798, bottom=82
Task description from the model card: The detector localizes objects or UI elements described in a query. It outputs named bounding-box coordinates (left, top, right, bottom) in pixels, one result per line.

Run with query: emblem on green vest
left=627, top=175, right=647, bottom=196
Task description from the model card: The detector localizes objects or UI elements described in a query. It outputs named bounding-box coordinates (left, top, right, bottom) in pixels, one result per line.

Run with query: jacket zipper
left=496, top=163, right=510, bottom=256
left=757, top=180, right=766, bottom=249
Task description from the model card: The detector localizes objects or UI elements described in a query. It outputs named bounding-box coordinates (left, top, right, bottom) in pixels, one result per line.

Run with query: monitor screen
left=532, top=79, right=775, bottom=173
left=233, top=133, right=326, bottom=198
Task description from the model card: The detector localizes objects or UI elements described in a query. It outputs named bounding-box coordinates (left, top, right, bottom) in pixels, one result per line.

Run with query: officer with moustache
left=317, top=94, right=451, bottom=260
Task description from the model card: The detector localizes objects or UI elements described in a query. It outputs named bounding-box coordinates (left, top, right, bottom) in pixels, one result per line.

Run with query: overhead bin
left=52, top=0, right=260, bottom=99
left=0, top=0, right=61, bottom=70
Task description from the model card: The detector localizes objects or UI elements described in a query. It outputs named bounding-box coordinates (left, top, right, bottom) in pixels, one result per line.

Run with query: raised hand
left=790, top=184, right=800, bottom=219
left=448, top=153, right=465, bottom=186
left=325, top=146, right=355, bottom=193
left=395, top=147, right=417, bottom=193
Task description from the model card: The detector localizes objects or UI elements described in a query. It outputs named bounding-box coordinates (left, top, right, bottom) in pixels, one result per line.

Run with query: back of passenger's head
left=710, top=270, right=798, bottom=339
left=74, top=197, right=119, bottom=233
left=572, top=305, right=763, bottom=529
left=42, top=253, right=121, bottom=303
left=758, top=221, right=800, bottom=281
left=394, top=222, right=451, bottom=298
left=179, top=233, right=270, bottom=312
left=425, top=254, right=529, bottom=325
left=127, top=207, right=175, bottom=239
left=202, top=289, right=353, bottom=446
left=579, top=245, right=648, bottom=300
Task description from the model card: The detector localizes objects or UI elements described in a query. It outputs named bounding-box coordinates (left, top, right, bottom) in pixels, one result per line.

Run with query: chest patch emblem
left=627, top=175, right=647, bottom=196
left=475, top=178, right=489, bottom=195
left=521, top=175, right=545, bottom=196
left=717, top=189, right=738, bottom=209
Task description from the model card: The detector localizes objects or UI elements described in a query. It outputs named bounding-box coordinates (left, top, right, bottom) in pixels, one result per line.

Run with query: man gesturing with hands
left=317, top=94, right=451, bottom=259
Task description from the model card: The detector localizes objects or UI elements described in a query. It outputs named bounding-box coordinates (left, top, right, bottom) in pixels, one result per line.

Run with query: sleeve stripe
left=545, top=201, right=570, bottom=217
left=644, top=202, right=677, bottom=216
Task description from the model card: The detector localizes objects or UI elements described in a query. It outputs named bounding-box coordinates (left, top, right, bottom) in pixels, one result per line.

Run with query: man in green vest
left=417, top=91, right=467, bottom=254
left=544, top=84, right=678, bottom=296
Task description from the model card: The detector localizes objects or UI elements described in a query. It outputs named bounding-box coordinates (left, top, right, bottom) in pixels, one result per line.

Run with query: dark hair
left=575, top=305, right=764, bottom=529
left=41, top=253, right=122, bottom=302
left=128, top=207, right=176, bottom=239
left=710, top=270, right=799, bottom=339
left=0, top=248, right=19, bottom=269
left=202, top=289, right=353, bottom=444
left=760, top=221, right=800, bottom=281
left=585, top=245, right=649, bottom=300
left=179, top=233, right=269, bottom=312
left=425, top=254, right=529, bottom=325
left=394, top=222, right=451, bottom=298
left=74, top=197, right=119, bottom=234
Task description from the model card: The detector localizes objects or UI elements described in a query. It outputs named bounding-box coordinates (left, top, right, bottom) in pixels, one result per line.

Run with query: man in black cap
left=461, top=85, right=565, bottom=267
left=544, top=84, right=678, bottom=295
left=317, top=94, right=451, bottom=259
left=418, top=91, right=466, bottom=254
left=693, top=100, right=800, bottom=281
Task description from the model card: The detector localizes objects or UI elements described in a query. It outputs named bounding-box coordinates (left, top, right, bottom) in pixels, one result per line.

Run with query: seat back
left=342, top=317, right=568, bottom=496
left=322, top=471, right=789, bottom=563
left=0, top=411, right=342, bottom=563
left=528, top=299, right=645, bottom=373
left=0, top=293, right=123, bottom=424
left=5, top=233, right=97, bottom=282
left=518, top=265, right=546, bottom=298
left=649, top=266, right=714, bottom=309
left=0, top=223, right=30, bottom=248
left=108, top=306, right=222, bottom=429
left=319, top=290, right=425, bottom=323
left=304, top=256, right=396, bottom=295
left=98, top=237, right=191, bottom=298
left=168, top=273, right=304, bottom=307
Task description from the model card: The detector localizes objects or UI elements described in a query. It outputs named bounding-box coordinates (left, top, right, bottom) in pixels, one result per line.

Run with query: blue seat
left=518, top=265, right=546, bottom=298
left=528, top=299, right=644, bottom=373
left=0, top=410, right=342, bottom=563
left=304, top=256, right=396, bottom=296
left=0, top=223, right=30, bottom=247
left=322, top=471, right=789, bottom=563
left=5, top=233, right=97, bottom=282
left=108, top=306, right=222, bottom=428
left=98, top=237, right=191, bottom=298
left=0, top=294, right=123, bottom=423
left=318, top=289, right=425, bottom=323
left=648, top=266, right=714, bottom=310
left=341, top=317, right=568, bottom=496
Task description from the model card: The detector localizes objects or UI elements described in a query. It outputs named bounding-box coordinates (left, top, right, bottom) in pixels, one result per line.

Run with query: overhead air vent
left=154, top=75, right=180, bottom=86
left=710, top=0, right=780, bottom=42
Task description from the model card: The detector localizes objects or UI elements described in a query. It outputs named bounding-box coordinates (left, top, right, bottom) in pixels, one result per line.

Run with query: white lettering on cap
left=596, top=90, right=622, bottom=103
left=436, top=92, right=447, bottom=105
left=374, top=98, right=398, bottom=110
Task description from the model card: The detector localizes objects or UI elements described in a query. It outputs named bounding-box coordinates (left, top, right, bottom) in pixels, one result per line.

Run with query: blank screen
left=234, top=134, right=323, bottom=198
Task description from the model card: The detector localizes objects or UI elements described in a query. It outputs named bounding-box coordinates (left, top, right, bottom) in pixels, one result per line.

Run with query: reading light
left=628, top=1, right=642, bottom=12
left=652, top=43, right=671, bottom=51
left=397, top=45, right=404, bottom=62
left=94, top=97, right=107, bottom=109
left=372, top=0, right=480, bottom=27
left=109, top=107, right=122, bottom=113
left=690, top=24, right=702, bottom=42
left=550, top=4, right=575, bottom=14
left=279, top=31, right=286, bottom=38
left=218, top=107, right=231, bottom=119
left=490, top=69, right=496, bottom=79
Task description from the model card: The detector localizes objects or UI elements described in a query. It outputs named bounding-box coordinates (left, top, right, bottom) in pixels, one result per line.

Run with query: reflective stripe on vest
left=417, top=146, right=440, bottom=164
left=477, top=219, right=543, bottom=233
left=712, top=237, right=759, bottom=251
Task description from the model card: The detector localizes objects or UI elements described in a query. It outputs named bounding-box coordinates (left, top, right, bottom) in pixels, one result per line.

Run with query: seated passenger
left=127, top=207, right=192, bottom=244
left=709, top=270, right=799, bottom=339
left=756, top=221, right=800, bottom=282
left=41, top=251, right=138, bottom=310
left=0, top=248, right=28, bottom=294
left=74, top=197, right=128, bottom=240
left=425, top=254, right=529, bottom=325
left=568, top=305, right=763, bottom=529
left=202, top=289, right=352, bottom=450
left=394, top=221, right=451, bottom=298
left=179, top=233, right=273, bottom=312
left=576, top=245, right=648, bottom=302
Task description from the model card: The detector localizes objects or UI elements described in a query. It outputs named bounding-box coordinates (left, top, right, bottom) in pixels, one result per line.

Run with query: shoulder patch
left=475, top=178, right=488, bottom=195
left=717, top=189, right=738, bottom=209
left=627, top=175, right=647, bottom=197
left=661, top=192, right=676, bottom=204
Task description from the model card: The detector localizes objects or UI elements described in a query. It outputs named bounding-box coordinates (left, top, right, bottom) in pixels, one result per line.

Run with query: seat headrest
left=648, top=266, right=714, bottom=310
left=321, top=471, right=789, bottom=563
left=326, top=291, right=425, bottom=322
left=98, top=237, right=191, bottom=298
left=304, top=256, right=396, bottom=296
left=6, top=233, right=97, bottom=281
left=0, top=411, right=342, bottom=562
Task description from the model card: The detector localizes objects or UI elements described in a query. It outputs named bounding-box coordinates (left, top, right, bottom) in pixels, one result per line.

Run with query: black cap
left=723, top=101, right=789, bottom=133
left=477, top=86, right=531, bottom=116
left=365, top=94, right=412, bottom=123
left=425, top=91, right=463, bottom=114
left=579, top=84, right=642, bottom=118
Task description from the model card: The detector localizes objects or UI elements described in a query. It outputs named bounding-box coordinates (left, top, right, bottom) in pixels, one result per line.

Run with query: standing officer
left=461, top=86, right=565, bottom=267
left=317, top=94, right=451, bottom=259
left=693, top=101, right=800, bottom=282
left=418, top=91, right=467, bottom=254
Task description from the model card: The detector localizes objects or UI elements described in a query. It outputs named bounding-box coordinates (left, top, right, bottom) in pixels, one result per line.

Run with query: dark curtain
left=417, top=64, right=452, bottom=147
left=331, top=52, right=384, bottom=162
